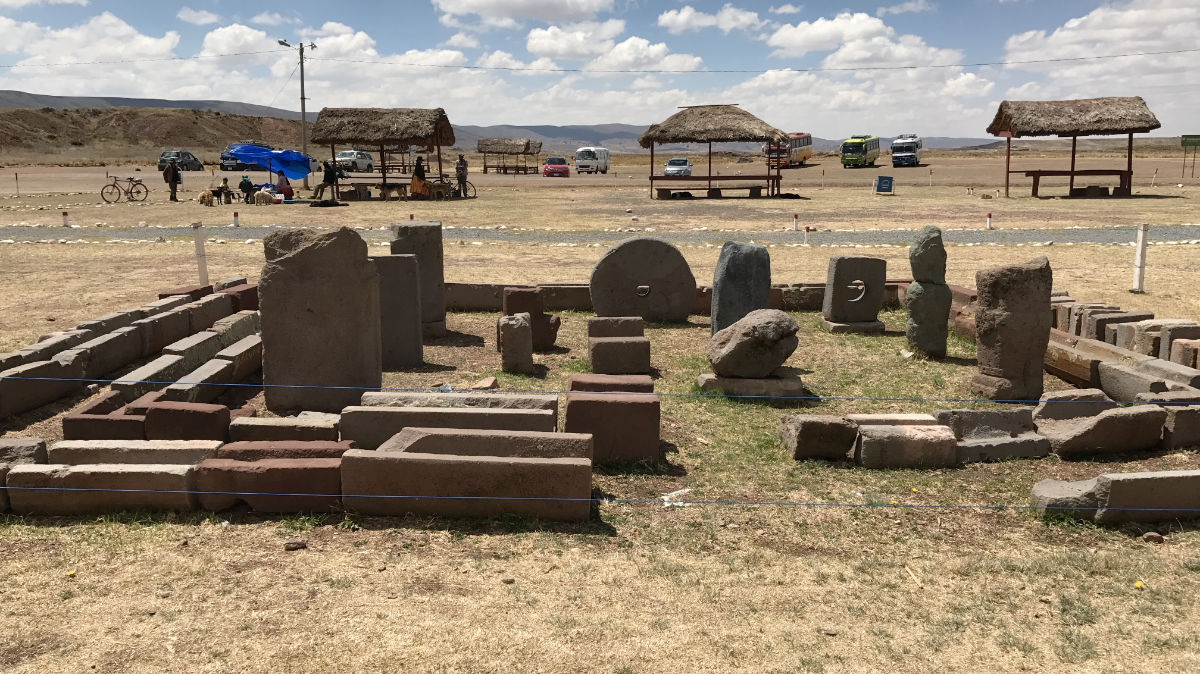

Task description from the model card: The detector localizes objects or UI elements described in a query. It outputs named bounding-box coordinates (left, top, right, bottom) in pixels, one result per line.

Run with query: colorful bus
left=762, top=132, right=813, bottom=168
left=840, top=134, right=880, bottom=168
left=890, top=133, right=923, bottom=167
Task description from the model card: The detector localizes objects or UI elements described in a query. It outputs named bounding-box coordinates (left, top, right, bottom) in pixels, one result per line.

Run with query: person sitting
left=312, top=160, right=339, bottom=200
left=275, top=170, right=293, bottom=200
left=238, top=175, right=255, bottom=203
left=410, top=156, right=430, bottom=199
left=212, top=177, right=232, bottom=204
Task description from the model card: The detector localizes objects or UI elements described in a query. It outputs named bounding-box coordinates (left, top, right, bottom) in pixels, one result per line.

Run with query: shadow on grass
left=432, top=330, right=485, bottom=347
left=593, top=442, right=688, bottom=477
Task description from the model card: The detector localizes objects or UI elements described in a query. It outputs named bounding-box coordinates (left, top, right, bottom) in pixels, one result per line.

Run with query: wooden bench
left=1021, top=169, right=1132, bottom=197
left=650, top=174, right=780, bottom=199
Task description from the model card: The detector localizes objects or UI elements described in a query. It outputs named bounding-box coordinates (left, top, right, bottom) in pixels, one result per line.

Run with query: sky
left=0, top=0, right=1196, bottom=138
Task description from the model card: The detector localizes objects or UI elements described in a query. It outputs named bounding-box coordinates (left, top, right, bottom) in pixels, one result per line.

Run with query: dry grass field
left=2, top=155, right=1200, bottom=672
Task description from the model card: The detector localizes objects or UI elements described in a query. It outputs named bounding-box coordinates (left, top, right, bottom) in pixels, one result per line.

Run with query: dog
left=375, top=183, right=407, bottom=201
left=197, top=191, right=214, bottom=207
left=253, top=190, right=275, bottom=205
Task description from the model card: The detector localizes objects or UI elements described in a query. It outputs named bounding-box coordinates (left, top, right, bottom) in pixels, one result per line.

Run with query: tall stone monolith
left=905, top=226, right=952, bottom=358
left=261, top=228, right=381, bottom=412
left=389, top=220, right=445, bottom=337
left=368, top=254, right=423, bottom=370
left=971, top=257, right=1053, bottom=401
left=711, top=241, right=771, bottom=334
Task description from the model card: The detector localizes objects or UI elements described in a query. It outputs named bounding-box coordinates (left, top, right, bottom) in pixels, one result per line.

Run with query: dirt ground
left=2, top=158, right=1200, bottom=672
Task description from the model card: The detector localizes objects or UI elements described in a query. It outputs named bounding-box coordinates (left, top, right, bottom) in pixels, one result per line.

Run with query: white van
left=574, top=147, right=609, bottom=174
left=891, top=134, right=923, bottom=168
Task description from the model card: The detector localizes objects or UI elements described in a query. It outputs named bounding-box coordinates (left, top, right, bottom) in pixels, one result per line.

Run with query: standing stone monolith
left=389, top=220, right=445, bottom=337
left=711, top=241, right=771, bottom=334
left=905, top=226, right=952, bottom=358
left=368, top=254, right=423, bottom=370
left=822, top=256, right=886, bottom=333
left=499, top=312, right=535, bottom=374
left=261, top=228, right=381, bottom=412
left=971, top=257, right=1053, bottom=401
left=590, top=237, right=696, bottom=322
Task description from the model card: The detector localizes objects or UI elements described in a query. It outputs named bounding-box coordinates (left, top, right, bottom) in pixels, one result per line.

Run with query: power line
left=0, top=49, right=291, bottom=69
left=307, top=46, right=1200, bottom=75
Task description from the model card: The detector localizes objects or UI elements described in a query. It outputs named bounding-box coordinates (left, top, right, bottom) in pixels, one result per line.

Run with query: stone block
left=847, top=413, right=938, bottom=426
left=587, top=316, right=644, bottom=338
left=498, top=312, right=535, bottom=374
left=1132, top=357, right=1200, bottom=389
left=184, top=293, right=235, bottom=332
left=971, top=257, right=1053, bottom=401
left=216, top=440, right=354, bottom=461
left=140, top=295, right=191, bottom=316
left=1097, top=361, right=1170, bottom=402
left=75, top=309, right=146, bottom=335
left=933, top=407, right=1050, bottom=463
left=261, top=228, right=382, bottom=413
left=214, top=335, right=262, bottom=382
left=131, top=308, right=191, bottom=356
left=6, top=463, right=196, bottom=514
left=342, top=429, right=592, bottom=521
left=220, top=283, right=259, bottom=312
left=46, top=439, right=220, bottom=465
left=779, top=284, right=824, bottom=312
left=1035, top=405, right=1167, bottom=459
left=778, top=414, right=857, bottom=461
left=710, top=241, right=771, bottom=334
left=502, top=286, right=544, bottom=316
left=1126, top=319, right=1196, bottom=355
left=369, top=254, right=423, bottom=370
left=567, top=374, right=654, bottom=393
left=1044, top=340, right=1099, bottom=387
left=589, top=336, right=651, bottom=375
left=1070, top=305, right=1119, bottom=336
left=0, top=350, right=86, bottom=418
left=159, top=284, right=213, bottom=301
left=389, top=221, right=445, bottom=336
left=708, top=309, right=798, bottom=378
left=1161, top=405, right=1200, bottom=450
left=1086, top=311, right=1153, bottom=342
left=590, top=238, right=696, bottom=323
left=215, top=276, right=248, bottom=292
left=144, top=401, right=231, bottom=441
left=853, top=424, right=958, bottom=469
left=693, top=286, right=713, bottom=316
left=1033, top=389, right=1118, bottom=421
left=163, top=331, right=225, bottom=371
left=11, top=329, right=94, bottom=367
left=1134, top=390, right=1200, bottom=404
left=822, top=256, right=886, bottom=324
left=360, top=391, right=558, bottom=413
left=62, top=390, right=145, bottom=440
left=194, top=458, right=341, bottom=513
left=76, top=326, right=144, bottom=378
left=563, top=393, right=660, bottom=463
left=229, top=415, right=339, bottom=442
left=696, top=370, right=807, bottom=401
left=0, top=437, right=47, bottom=512
left=1031, top=470, right=1200, bottom=524
left=377, top=427, right=591, bottom=460
left=123, top=391, right=166, bottom=415
left=444, top=282, right=506, bottom=312
left=339, top=405, right=557, bottom=450
left=539, top=284, right=592, bottom=311
left=1169, top=339, right=1200, bottom=368
left=209, top=311, right=260, bottom=348
left=111, top=354, right=186, bottom=401
left=821, top=318, right=886, bottom=334
left=163, top=358, right=237, bottom=404
left=1157, top=325, right=1200, bottom=361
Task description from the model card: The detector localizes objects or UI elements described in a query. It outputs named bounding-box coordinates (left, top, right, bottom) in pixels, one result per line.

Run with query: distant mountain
left=0, top=89, right=317, bottom=122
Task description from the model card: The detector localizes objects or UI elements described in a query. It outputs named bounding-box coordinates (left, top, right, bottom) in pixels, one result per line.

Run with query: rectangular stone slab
left=183, top=293, right=235, bottom=332
left=229, top=416, right=339, bottom=442
left=563, top=393, right=659, bottom=463
left=216, top=440, right=354, bottom=460
left=589, top=336, right=651, bottom=375
left=111, top=354, right=186, bottom=401
left=567, top=374, right=654, bottom=393
left=696, top=372, right=806, bottom=400
left=163, top=358, right=237, bottom=404
left=587, top=316, right=645, bottom=338
left=214, top=335, right=262, bottom=382
left=47, top=439, right=222, bottom=465
left=854, top=424, right=958, bottom=468
left=847, top=414, right=938, bottom=426
left=359, top=391, right=558, bottom=413
left=6, top=463, right=196, bottom=514
left=339, top=406, right=557, bottom=450
left=378, top=427, right=592, bottom=460
left=193, top=458, right=341, bottom=513
left=0, top=351, right=85, bottom=418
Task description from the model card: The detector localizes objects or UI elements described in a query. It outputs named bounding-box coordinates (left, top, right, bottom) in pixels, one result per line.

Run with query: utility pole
left=278, top=39, right=317, bottom=189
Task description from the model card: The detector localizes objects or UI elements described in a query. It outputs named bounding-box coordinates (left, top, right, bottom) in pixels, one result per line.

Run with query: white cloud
left=766, top=12, right=892, bottom=57
left=177, top=7, right=219, bottom=26
left=0, top=0, right=87, bottom=7
left=526, top=19, right=624, bottom=59
left=876, top=0, right=934, bottom=17
left=584, top=36, right=702, bottom=74
left=0, top=16, right=43, bottom=53
left=658, top=4, right=766, bottom=35
left=250, top=12, right=297, bottom=27
left=769, top=4, right=803, bottom=14
left=443, top=31, right=480, bottom=48
left=476, top=50, right=559, bottom=74
left=431, top=0, right=613, bottom=27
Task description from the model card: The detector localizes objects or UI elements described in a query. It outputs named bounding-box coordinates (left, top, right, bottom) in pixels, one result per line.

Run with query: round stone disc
left=589, top=237, right=696, bottom=322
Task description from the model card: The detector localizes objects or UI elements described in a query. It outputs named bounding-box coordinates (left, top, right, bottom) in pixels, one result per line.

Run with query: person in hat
left=410, top=156, right=430, bottom=199
left=454, top=153, right=469, bottom=197
left=238, top=174, right=255, bottom=203
left=162, top=158, right=181, bottom=201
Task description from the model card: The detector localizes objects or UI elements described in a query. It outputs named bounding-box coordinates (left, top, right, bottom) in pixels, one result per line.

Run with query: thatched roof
left=638, top=104, right=788, bottom=148
left=477, top=137, right=541, bottom=154
left=310, top=107, right=455, bottom=147
left=986, top=97, right=1161, bottom=138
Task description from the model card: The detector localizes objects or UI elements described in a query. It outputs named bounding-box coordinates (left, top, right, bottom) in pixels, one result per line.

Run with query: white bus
left=891, top=134, right=923, bottom=168
left=574, top=147, right=610, bottom=174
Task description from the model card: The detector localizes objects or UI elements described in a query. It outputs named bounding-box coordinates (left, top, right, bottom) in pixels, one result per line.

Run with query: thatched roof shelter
left=477, top=137, right=542, bottom=154
left=987, top=97, right=1160, bottom=138
left=638, top=104, right=788, bottom=147
left=310, top=107, right=455, bottom=147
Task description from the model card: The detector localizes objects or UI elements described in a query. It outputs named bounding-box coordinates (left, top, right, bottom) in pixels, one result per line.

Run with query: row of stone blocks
left=0, top=283, right=259, bottom=418
left=1045, top=328, right=1200, bottom=402
left=1054, top=300, right=1200, bottom=368
left=587, top=317, right=650, bottom=375
left=780, top=388, right=1200, bottom=467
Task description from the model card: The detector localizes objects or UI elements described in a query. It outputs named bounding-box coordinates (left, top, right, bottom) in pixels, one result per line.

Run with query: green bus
left=840, top=134, right=881, bottom=168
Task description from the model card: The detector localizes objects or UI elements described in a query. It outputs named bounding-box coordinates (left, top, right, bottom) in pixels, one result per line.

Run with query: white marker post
left=804, top=226, right=811, bottom=245
left=1131, top=223, right=1148, bottom=294
left=792, top=213, right=799, bottom=231
left=1151, top=168, right=1158, bottom=188
left=62, top=211, right=68, bottom=227
left=986, top=212, right=993, bottom=230
left=13, top=172, right=18, bottom=197
left=192, top=222, right=209, bottom=287
left=928, top=168, right=933, bottom=187
left=233, top=211, right=240, bottom=227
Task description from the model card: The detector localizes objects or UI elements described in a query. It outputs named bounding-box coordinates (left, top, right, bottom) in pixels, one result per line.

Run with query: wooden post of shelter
left=649, top=143, right=655, bottom=199
left=1004, top=135, right=1011, bottom=198
left=707, top=142, right=713, bottom=193
left=379, top=144, right=387, bottom=188
left=1069, top=136, right=1077, bottom=193
left=436, top=144, right=443, bottom=181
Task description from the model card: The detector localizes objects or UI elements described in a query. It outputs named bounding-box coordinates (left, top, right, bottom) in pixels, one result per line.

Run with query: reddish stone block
left=502, top=287, right=544, bottom=316
left=221, top=284, right=259, bottom=312
left=589, top=336, right=651, bottom=374
left=567, top=374, right=654, bottom=393
left=159, top=284, right=213, bottom=301
left=62, top=390, right=146, bottom=440
left=144, top=401, right=231, bottom=441
left=217, top=440, right=354, bottom=461
left=193, top=458, right=341, bottom=512
left=563, top=393, right=660, bottom=463
left=123, top=391, right=166, bottom=416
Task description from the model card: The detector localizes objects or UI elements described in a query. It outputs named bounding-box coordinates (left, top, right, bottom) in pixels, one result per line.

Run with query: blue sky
left=0, top=0, right=1195, bottom=136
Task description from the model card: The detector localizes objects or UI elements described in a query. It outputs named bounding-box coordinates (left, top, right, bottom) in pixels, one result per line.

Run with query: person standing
left=163, top=158, right=181, bottom=202
left=411, top=156, right=429, bottom=199
left=455, top=153, right=468, bottom=197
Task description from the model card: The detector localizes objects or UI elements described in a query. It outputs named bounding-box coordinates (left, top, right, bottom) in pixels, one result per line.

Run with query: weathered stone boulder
left=707, top=309, right=799, bottom=378
left=933, top=407, right=1050, bottom=462
left=971, top=257, right=1053, bottom=401
left=499, top=312, right=535, bottom=374
left=905, top=226, right=951, bottom=358
left=778, top=415, right=857, bottom=460
left=1034, top=403, right=1167, bottom=459
left=710, top=241, right=771, bottom=334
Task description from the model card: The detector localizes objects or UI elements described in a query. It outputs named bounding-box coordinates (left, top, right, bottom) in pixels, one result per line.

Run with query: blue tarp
left=228, top=144, right=313, bottom=180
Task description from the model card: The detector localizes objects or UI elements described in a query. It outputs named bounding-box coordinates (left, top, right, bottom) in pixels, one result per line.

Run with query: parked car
left=663, top=157, right=691, bottom=177
left=220, top=141, right=273, bottom=171
left=543, top=156, right=570, bottom=177
left=336, top=150, right=374, bottom=172
left=157, top=150, right=203, bottom=171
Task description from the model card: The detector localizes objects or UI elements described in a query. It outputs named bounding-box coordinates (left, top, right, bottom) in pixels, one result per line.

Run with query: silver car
left=664, top=157, right=692, bottom=176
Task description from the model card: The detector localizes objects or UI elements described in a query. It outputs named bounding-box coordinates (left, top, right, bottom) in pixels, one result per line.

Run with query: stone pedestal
left=389, top=221, right=445, bottom=337
left=368, top=254, right=423, bottom=370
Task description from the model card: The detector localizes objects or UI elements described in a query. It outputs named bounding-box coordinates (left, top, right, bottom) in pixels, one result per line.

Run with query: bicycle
left=433, top=175, right=476, bottom=199
left=101, top=176, right=148, bottom=203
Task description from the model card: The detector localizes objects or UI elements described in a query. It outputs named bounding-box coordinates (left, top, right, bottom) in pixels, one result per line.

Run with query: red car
left=542, top=156, right=570, bottom=177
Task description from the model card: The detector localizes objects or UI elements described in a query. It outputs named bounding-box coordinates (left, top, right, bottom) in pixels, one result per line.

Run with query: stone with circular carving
left=590, top=237, right=697, bottom=322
